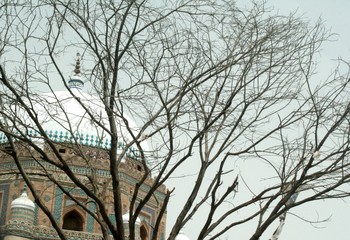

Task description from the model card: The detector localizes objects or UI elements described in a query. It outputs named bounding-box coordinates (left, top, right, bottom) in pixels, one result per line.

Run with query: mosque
left=0, top=56, right=189, bottom=240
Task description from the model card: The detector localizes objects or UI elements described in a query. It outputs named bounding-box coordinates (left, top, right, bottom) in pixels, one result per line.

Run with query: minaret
left=122, top=212, right=141, bottom=240
left=9, top=186, right=35, bottom=224
left=3, top=186, right=36, bottom=240
left=68, top=53, right=84, bottom=90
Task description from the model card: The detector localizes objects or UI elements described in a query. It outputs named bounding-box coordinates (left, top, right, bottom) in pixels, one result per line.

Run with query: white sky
left=264, top=1, right=350, bottom=240
left=268, top=0, right=350, bottom=70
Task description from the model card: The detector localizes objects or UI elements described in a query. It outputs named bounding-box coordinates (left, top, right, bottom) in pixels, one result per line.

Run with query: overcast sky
left=256, top=1, right=348, bottom=239
left=167, top=1, right=350, bottom=239
left=263, top=1, right=350, bottom=239
left=268, top=0, right=350, bottom=70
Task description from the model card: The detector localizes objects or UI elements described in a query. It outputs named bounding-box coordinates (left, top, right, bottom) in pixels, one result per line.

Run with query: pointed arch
left=62, top=209, right=84, bottom=231
left=140, top=225, right=149, bottom=240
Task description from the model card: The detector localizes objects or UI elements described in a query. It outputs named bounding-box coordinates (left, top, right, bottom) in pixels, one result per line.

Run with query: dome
left=122, top=212, right=142, bottom=225
left=35, top=89, right=146, bottom=158
left=0, top=55, right=148, bottom=160
left=11, top=190, right=35, bottom=211
left=38, top=89, right=141, bottom=148
left=0, top=89, right=145, bottom=159
left=175, top=232, right=190, bottom=240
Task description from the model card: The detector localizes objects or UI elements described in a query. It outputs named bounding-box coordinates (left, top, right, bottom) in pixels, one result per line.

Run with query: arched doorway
left=62, top=210, right=84, bottom=231
left=140, top=225, right=149, bottom=240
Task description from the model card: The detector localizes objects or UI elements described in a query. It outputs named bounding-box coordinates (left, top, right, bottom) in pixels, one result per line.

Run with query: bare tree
left=0, top=0, right=349, bottom=240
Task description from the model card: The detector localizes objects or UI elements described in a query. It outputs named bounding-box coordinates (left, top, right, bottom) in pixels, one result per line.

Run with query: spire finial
left=68, top=53, right=84, bottom=90
left=74, top=53, right=81, bottom=75
left=22, top=183, right=28, bottom=197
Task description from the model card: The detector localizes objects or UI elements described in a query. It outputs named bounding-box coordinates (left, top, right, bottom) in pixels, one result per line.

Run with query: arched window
left=62, top=210, right=84, bottom=231
left=140, top=225, right=149, bottom=240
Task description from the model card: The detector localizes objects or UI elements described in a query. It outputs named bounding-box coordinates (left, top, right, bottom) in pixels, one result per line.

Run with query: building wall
left=4, top=235, right=30, bottom=240
left=0, top=143, right=167, bottom=240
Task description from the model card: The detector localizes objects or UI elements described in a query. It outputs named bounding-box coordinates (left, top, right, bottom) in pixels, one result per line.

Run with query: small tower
left=122, top=212, right=142, bottom=240
left=10, top=187, right=35, bottom=224
left=3, top=187, right=35, bottom=240
left=68, top=53, right=84, bottom=90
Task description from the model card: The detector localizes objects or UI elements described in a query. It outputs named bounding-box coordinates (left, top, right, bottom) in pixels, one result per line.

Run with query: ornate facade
left=0, top=56, right=167, bottom=240
left=0, top=146, right=167, bottom=240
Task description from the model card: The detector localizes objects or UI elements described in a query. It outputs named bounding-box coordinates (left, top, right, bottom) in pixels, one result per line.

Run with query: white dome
left=0, top=55, right=148, bottom=160
left=0, top=88, right=147, bottom=160
left=175, top=232, right=190, bottom=240
left=36, top=90, right=138, bottom=149
left=11, top=190, right=35, bottom=211
left=122, top=212, right=141, bottom=225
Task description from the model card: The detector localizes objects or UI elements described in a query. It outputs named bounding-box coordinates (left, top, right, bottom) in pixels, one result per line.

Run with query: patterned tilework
left=10, top=207, right=35, bottom=223
left=54, top=186, right=95, bottom=232
left=1, top=221, right=105, bottom=239
left=143, top=206, right=156, bottom=239
left=0, top=184, right=10, bottom=226
left=108, top=214, right=116, bottom=235
left=0, top=161, right=166, bottom=202
left=34, top=204, right=38, bottom=225
left=87, top=201, right=96, bottom=232
left=53, top=187, right=63, bottom=224
left=109, top=214, right=116, bottom=225
left=0, top=130, right=141, bottom=159
left=69, top=188, right=85, bottom=196
left=120, top=173, right=166, bottom=201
